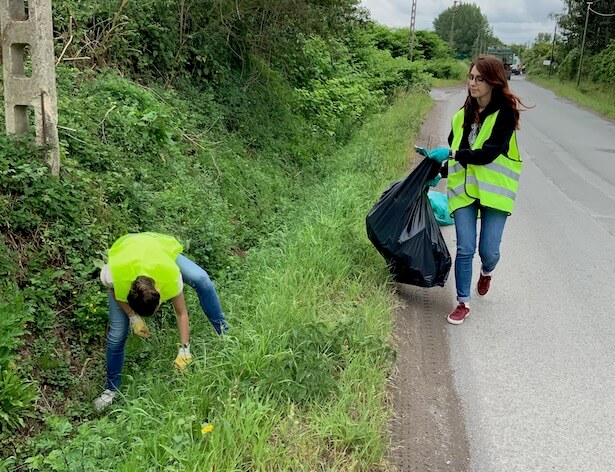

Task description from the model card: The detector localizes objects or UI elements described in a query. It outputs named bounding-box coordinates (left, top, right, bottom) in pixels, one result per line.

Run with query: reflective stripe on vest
left=108, top=232, right=183, bottom=302
left=447, top=108, right=522, bottom=215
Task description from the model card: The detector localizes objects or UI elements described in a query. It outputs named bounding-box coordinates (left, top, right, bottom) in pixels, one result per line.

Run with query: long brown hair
left=463, top=55, right=531, bottom=130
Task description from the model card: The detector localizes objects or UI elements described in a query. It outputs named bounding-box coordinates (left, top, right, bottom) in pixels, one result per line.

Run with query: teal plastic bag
left=428, top=191, right=454, bottom=226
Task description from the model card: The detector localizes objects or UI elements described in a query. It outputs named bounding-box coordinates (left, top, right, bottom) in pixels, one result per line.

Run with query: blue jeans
left=453, top=202, right=507, bottom=303
left=106, top=254, right=227, bottom=390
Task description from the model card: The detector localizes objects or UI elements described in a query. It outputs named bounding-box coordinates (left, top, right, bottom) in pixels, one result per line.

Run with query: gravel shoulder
left=387, top=91, right=470, bottom=472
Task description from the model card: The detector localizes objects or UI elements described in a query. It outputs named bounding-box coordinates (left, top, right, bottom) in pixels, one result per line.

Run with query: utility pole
left=409, top=0, right=417, bottom=61
left=472, top=32, right=480, bottom=59
left=576, top=1, right=592, bottom=86
left=449, top=1, right=458, bottom=51
left=549, top=17, right=558, bottom=77
left=0, top=0, right=60, bottom=174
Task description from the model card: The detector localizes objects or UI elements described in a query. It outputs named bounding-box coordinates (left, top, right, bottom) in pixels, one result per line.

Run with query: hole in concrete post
left=8, top=0, right=28, bottom=21
left=13, top=105, right=35, bottom=134
left=10, top=44, right=32, bottom=77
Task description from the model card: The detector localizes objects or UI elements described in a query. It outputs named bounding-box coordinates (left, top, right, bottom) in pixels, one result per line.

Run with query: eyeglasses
left=467, top=74, right=485, bottom=83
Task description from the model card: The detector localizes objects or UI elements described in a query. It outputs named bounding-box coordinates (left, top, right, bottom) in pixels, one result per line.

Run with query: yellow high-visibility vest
left=447, top=108, right=522, bottom=215
left=108, top=232, right=183, bottom=302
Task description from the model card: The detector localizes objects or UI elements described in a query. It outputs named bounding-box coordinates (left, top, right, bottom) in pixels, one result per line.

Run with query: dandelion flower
left=201, top=423, right=214, bottom=435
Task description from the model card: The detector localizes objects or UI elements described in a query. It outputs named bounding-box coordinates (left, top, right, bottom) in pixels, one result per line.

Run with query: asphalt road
left=431, top=76, right=615, bottom=471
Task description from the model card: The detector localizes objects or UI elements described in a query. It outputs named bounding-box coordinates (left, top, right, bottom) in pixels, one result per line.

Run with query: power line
left=588, top=5, right=615, bottom=16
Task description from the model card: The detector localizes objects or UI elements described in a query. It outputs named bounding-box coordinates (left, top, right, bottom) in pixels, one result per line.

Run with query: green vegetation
left=521, top=2, right=615, bottom=119
left=433, top=3, right=502, bottom=59
left=529, top=77, right=615, bottom=119
left=0, top=0, right=457, bottom=467
left=559, top=1, right=615, bottom=57
left=7, top=91, right=430, bottom=471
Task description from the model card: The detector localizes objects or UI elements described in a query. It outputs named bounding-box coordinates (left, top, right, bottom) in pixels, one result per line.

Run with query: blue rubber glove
left=427, top=147, right=451, bottom=164
left=425, top=175, right=441, bottom=187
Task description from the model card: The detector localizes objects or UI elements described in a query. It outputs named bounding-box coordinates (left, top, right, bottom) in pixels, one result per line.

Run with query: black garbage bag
left=366, top=158, right=451, bottom=287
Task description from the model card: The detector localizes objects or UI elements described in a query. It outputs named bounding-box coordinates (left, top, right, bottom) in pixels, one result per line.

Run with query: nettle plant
left=0, top=290, right=38, bottom=431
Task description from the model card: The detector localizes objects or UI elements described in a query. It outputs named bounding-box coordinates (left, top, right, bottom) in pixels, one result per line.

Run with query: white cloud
left=359, top=0, right=566, bottom=44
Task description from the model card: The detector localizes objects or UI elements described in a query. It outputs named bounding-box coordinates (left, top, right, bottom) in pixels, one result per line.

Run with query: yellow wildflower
left=201, top=423, right=214, bottom=435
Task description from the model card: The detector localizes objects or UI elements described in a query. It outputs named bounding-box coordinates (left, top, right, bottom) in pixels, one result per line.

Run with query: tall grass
left=18, top=93, right=432, bottom=471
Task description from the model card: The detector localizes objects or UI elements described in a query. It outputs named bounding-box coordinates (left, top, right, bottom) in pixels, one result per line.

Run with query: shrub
left=557, top=48, right=581, bottom=81
left=419, top=58, right=466, bottom=80
left=588, top=41, right=615, bottom=84
left=296, top=75, right=382, bottom=139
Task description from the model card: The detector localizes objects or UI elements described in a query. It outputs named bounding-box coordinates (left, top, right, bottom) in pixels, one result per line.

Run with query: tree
left=559, top=0, right=615, bottom=54
left=415, top=30, right=453, bottom=60
left=433, top=3, right=498, bottom=58
left=535, top=32, right=553, bottom=43
left=369, top=25, right=412, bottom=58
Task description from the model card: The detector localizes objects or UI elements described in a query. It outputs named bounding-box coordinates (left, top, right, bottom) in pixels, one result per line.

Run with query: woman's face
left=467, top=66, right=493, bottom=103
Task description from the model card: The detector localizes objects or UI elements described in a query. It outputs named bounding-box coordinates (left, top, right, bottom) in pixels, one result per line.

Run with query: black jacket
left=441, top=97, right=516, bottom=177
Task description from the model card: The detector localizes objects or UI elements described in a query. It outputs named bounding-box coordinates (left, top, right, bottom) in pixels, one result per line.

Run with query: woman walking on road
left=425, top=55, right=530, bottom=325
left=94, top=232, right=229, bottom=411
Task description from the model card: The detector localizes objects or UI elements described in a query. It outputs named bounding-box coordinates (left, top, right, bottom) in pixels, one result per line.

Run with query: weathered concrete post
left=0, top=0, right=60, bottom=175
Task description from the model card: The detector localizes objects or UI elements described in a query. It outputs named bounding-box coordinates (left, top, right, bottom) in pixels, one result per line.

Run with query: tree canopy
left=559, top=0, right=615, bottom=54
left=433, top=3, right=498, bottom=58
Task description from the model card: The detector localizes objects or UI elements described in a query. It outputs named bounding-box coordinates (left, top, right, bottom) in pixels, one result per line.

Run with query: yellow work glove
left=129, top=314, right=152, bottom=339
left=174, top=344, right=193, bottom=370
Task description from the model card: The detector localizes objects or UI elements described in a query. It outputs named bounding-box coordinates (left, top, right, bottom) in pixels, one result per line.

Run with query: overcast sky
left=359, top=0, right=567, bottom=45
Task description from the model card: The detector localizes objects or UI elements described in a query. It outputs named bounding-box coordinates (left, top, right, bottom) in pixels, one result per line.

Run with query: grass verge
left=432, top=77, right=465, bottom=88
left=529, top=76, right=615, bottom=120
left=13, top=92, right=433, bottom=471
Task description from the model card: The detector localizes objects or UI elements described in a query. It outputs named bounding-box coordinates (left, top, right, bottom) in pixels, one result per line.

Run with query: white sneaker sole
left=447, top=312, right=469, bottom=325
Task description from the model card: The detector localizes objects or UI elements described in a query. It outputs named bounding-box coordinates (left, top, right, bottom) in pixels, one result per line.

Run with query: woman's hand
left=427, top=147, right=451, bottom=163
left=425, top=175, right=442, bottom=188
left=129, top=314, right=152, bottom=339
left=174, top=344, right=193, bottom=370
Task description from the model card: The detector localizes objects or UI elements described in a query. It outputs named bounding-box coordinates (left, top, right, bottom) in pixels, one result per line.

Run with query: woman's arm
left=171, top=292, right=190, bottom=345
left=110, top=288, right=135, bottom=316
left=111, top=288, right=152, bottom=338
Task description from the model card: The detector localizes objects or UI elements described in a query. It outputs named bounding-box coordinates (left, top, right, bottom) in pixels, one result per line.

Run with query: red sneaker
left=477, top=273, right=492, bottom=297
left=447, top=303, right=470, bottom=325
